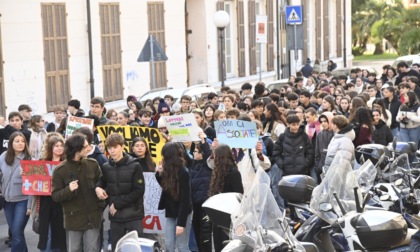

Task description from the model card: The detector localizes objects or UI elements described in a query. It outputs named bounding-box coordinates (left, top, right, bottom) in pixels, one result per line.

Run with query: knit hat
left=126, top=95, right=137, bottom=104
left=158, top=99, right=170, bottom=114
left=320, top=86, right=331, bottom=94
left=157, top=117, right=166, bottom=129
left=306, top=58, right=311, bottom=64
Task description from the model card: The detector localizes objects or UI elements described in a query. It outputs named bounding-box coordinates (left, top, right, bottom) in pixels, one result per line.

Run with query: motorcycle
left=114, top=230, right=161, bottom=252
left=203, top=167, right=318, bottom=252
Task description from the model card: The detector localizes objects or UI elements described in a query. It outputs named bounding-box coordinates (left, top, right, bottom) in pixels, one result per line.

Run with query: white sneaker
left=108, top=244, right=112, bottom=251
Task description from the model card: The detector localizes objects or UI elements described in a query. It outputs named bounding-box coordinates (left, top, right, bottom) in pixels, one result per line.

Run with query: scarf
left=306, top=121, right=321, bottom=141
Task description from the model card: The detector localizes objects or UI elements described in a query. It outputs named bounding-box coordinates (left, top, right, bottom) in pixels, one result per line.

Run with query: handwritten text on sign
left=65, top=116, right=94, bottom=139
left=214, top=120, right=258, bottom=148
left=142, top=172, right=165, bottom=234
left=162, top=114, right=200, bottom=142
left=21, top=160, right=61, bottom=196
left=97, top=125, right=165, bottom=164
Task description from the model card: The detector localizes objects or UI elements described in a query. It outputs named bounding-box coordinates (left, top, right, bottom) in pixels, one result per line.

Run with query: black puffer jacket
left=373, top=120, right=393, bottom=146
left=190, top=141, right=212, bottom=205
left=314, top=130, right=334, bottom=174
left=383, top=96, right=401, bottom=129
left=272, top=128, right=314, bottom=175
left=96, top=154, right=145, bottom=222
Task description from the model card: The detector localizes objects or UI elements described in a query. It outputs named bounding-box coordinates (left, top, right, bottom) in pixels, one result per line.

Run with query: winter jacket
left=0, top=152, right=32, bottom=208
left=37, top=196, right=66, bottom=250
left=221, top=167, right=244, bottom=194
left=323, top=125, right=355, bottom=173
left=156, top=166, right=192, bottom=227
left=383, top=96, right=402, bottom=129
left=0, top=125, right=31, bottom=155
left=353, top=123, right=372, bottom=148
left=190, top=141, right=212, bottom=205
left=301, top=64, right=313, bottom=78
left=261, top=134, right=274, bottom=158
left=88, top=145, right=108, bottom=169
left=395, top=70, right=420, bottom=86
left=272, top=128, right=314, bottom=176
left=396, top=103, right=420, bottom=129
left=373, top=120, right=393, bottom=146
left=52, top=158, right=105, bottom=231
left=46, top=121, right=59, bottom=133
left=314, top=129, right=334, bottom=174
left=96, top=154, right=145, bottom=222
left=129, top=153, right=156, bottom=173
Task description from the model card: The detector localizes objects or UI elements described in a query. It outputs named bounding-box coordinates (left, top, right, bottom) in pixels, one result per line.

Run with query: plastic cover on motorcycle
left=230, top=167, right=305, bottom=251
left=310, top=153, right=363, bottom=224
left=354, top=159, right=376, bottom=194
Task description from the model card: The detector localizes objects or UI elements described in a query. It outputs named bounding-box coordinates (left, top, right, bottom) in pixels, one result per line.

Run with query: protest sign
left=65, top=116, right=94, bottom=139
left=21, top=160, right=61, bottom=196
left=214, top=120, right=258, bottom=148
left=142, top=172, right=165, bottom=234
left=161, top=114, right=200, bottom=142
left=97, top=125, right=165, bottom=164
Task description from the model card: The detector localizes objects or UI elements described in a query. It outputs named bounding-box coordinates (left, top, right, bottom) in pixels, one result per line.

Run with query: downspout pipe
left=87, top=0, right=95, bottom=98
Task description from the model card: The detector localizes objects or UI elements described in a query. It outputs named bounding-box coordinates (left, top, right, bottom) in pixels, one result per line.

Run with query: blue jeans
left=189, top=224, right=199, bottom=251
left=4, top=200, right=29, bottom=252
left=391, top=127, right=399, bottom=139
left=399, top=127, right=420, bottom=149
left=165, top=214, right=192, bottom=252
left=268, top=164, right=285, bottom=211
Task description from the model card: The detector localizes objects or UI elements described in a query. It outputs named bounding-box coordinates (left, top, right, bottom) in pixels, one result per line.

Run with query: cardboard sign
left=66, top=116, right=94, bottom=139
left=214, top=120, right=258, bottom=148
left=161, top=114, right=200, bottom=142
left=142, top=172, right=165, bottom=234
left=21, top=160, right=61, bottom=196
left=97, top=125, right=165, bottom=164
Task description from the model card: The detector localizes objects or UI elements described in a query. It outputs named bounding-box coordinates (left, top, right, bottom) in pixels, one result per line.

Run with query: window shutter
left=100, top=3, right=123, bottom=101
left=315, top=1, right=322, bottom=60
left=302, top=1, right=308, bottom=62
left=336, top=0, right=343, bottom=57
left=266, top=0, right=274, bottom=71
left=248, top=0, right=256, bottom=75
left=323, top=0, right=329, bottom=60
left=41, top=3, right=70, bottom=112
left=148, top=2, right=167, bottom=89
left=0, top=17, right=4, bottom=115
left=237, top=1, right=245, bottom=77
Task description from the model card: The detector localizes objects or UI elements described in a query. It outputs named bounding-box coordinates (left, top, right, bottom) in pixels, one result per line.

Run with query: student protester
left=68, top=99, right=85, bottom=117
left=193, top=109, right=216, bottom=141
left=52, top=134, right=105, bottom=252
left=36, top=133, right=67, bottom=252
left=89, top=97, right=108, bottom=125
left=396, top=91, right=420, bottom=148
left=46, top=105, right=66, bottom=133
left=372, top=98, right=392, bottom=127
left=106, top=109, right=118, bottom=121
left=179, top=95, right=192, bottom=114
left=372, top=109, right=393, bottom=146
left=95, top=133, right=145, bottom=251
left=116, top=111, right=130, bottom=126
left=0, top=112, right=32, bottom=155
left=314, top=112, right=334, bottom=180
left=263, top=103, right=286, bottom=142
left=126, top=95, right=137, bottom=110
left=382, top=85, right=402, bottom=137
left=323, top=115, right=355, bottom=174
left=28, top=115, right=48, bottom=160
left=209, top=144, right=243, bottom=252
left=223, top=95, right=236, bottom=111
left=156, top=142, right=192, bottom=252
left=203, top=104, right=216, bottom=128
left=352, top=107, right=374, bottom=148
left=129, top=137, right=156, bottom=173
left=18, top=104, right=32, bottom=129
left=0, top=132, right=32, bottom=251
left=338, top=97, right=350, bottom=117
left=190, top=132, right=213, bottom=252
left=138, top=109, right=157, bottom=128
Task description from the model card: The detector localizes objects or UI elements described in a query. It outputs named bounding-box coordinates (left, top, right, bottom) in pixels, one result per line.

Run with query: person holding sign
left=0, top=132, right=32, bottom=251
left=37, top=133, right=67, bottom=252
left=95, top=133, right=145, bottom=252
left=156, top=142, right=192, bottom=252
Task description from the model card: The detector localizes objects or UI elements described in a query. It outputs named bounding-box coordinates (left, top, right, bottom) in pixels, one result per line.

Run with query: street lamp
left=213, top=10, right=230, bottom=87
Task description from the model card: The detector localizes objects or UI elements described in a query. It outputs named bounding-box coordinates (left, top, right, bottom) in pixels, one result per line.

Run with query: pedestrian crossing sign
left=285, top=5, right=302, bottom=24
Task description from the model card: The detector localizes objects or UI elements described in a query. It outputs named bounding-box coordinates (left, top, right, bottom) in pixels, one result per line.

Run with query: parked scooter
left=203, top=167, right=318, bottom=252
left=114, top=231, right=161, bottom=252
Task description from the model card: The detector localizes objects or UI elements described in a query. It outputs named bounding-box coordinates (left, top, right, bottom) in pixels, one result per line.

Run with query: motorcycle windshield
left=354, top=159, right=376, bottom=194
left=388, top=153, right=412, bottom=188
left=310, top=154, right=362, bottom=224
left=230, top=167, right=304, bottom=251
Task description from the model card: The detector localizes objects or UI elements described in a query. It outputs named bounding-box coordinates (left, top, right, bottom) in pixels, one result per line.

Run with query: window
left=323, top=0, right=330, bottom=60
left=224, top=2, right=234, bottom=77
left=237, top=0, right=245, bottom=77
left=266, top=0, right=274, bottom=71
left=100, top=3, right=123, bottom=101
left=256, top=2, right=262, bottom=73
left=147, top=2, right=167, bottom=88
left=248, top=0, right=257, bottom=75
left=336, top=0, right=343, bottom=57
left=41, top=3, right=70, bottom=112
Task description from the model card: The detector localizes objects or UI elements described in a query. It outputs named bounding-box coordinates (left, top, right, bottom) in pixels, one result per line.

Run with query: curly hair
left=210, top=144, right=236, bottom=196
left=42, top=132, right=65, bottom=161
left=161, top=142, right=185, bottom=201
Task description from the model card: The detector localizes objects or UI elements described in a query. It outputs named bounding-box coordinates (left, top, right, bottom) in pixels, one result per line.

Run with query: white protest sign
left=142, top=172, right=165, bottom=234
left=161, top=114, right=201, bottom=142
left=65, top=116, right=94, bottom=139
left=214, top=120, right=258, bottom=149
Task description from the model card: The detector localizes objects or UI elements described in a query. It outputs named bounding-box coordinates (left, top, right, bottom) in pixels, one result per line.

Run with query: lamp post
left=213, top=10, right=230, bottom=87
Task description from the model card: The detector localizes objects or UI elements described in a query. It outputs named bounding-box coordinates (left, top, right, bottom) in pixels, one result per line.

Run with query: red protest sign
left=21, top=160, right=61, bottom=196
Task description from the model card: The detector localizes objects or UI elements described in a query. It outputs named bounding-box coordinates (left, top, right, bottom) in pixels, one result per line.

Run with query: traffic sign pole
left=294, top=23, right=298, bottom=75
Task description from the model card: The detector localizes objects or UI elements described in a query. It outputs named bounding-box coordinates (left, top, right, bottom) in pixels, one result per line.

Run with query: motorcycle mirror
left=380, top=194, right=391, bottom=201
left=319, top=202, right=333, bottom=212
left=395, top=178, right=403, bottom=186
left=233, top=223, right=246, bottom=236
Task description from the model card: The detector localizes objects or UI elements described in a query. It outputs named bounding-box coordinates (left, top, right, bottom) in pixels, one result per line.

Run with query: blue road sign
left=285, top=5, right=302, bottom=25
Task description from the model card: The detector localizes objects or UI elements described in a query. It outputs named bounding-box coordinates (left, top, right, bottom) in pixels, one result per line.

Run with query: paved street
left=0, top=211, right=39, bottom=252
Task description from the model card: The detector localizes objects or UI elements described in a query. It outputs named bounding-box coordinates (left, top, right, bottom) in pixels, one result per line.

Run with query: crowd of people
left=0, top=59, right=420, bottom=252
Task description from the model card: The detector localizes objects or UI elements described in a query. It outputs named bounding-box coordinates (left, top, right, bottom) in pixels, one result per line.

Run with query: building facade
left=0, top=0, right=351, bottom=116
